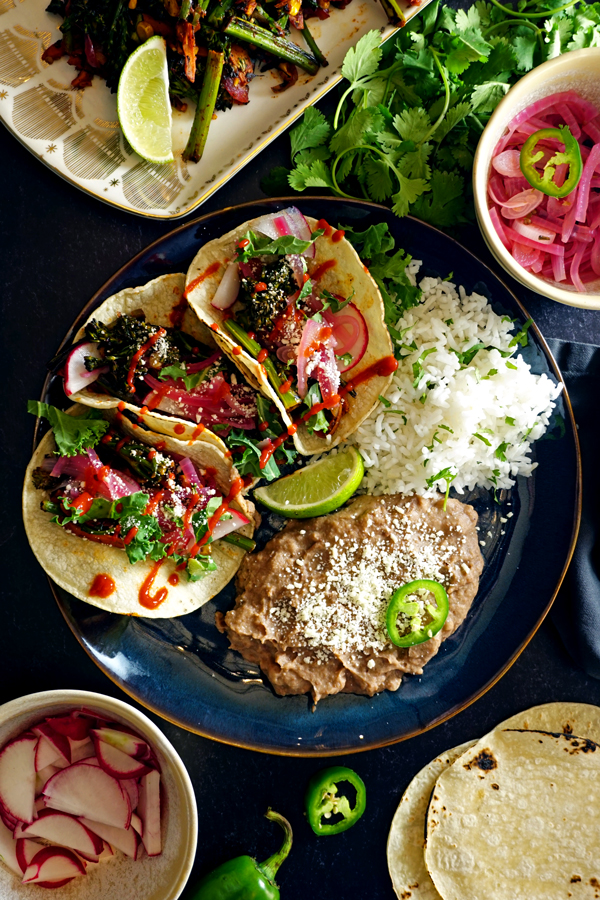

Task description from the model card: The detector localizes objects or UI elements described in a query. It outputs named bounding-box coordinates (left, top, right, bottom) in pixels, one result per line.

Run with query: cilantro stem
left=334, top=85, right=355, bottom=131
left=488, top=0, right=578, bottom=18
left=486, top=18, right=541, bottom=34
left=419, top=48, right=449, bottom=145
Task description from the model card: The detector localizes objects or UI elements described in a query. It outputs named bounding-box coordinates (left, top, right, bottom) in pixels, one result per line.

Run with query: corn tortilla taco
left=23, top=403, right=256, bottom=618
left=59, top=272, right=294, bottom=483
left=184, top=207, right=396, bottom=457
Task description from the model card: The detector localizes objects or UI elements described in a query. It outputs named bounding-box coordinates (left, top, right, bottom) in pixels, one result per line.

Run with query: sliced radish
left=138, top=771, right=161, bottom=857
left=0, top=801, right=18, bottom=831
left=122, top=780, right=139, bottom=812
left=33, top=725, right=71, bottom=766
left=22, top=846, right=86, bottom=884
left=34, top=796, right=47, bottom=814
left=63, top=341, right=105, bottom=397
left=0, top=817, right=22, bottom=876
left=98, top=841, right=114, bottom=862
left=46, top=714, right=93, bottom=742
left=79, top=818, right=139, bottom=859
left=23, top=810, right=104, bottom=859
left=0, top=736, right=37, bottom=824
left=211, top=508, right=250, bottom=542
left=15, top=838, right=43, bottom=875
left=35, top=736, right=64, bottom=773
left=324, top=302, right=368, bottom=373
left=211, top=262, right=240, bottom=310
left=93, top=738, right=151, bottom=780
left=91, top=728, right=149, bottom=760
left=43, top=763, right=131, bottom=830
left=130, top=812, right=142, bottom=836
left=69, top=738, right=95, bottom=763
left=254, top=207, right=316, bottom=258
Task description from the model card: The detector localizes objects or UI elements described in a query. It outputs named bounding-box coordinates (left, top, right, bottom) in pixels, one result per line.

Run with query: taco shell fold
left=23, top=405, right=256, bottom=618
left=184, top=215, right=394, bottom=455
left=68, top=273, right=230, bottom=452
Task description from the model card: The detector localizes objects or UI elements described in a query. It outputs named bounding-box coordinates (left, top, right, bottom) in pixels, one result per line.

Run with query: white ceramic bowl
left=0, top=690, right=197, bottom=900
left=473, top=47, right=600, bottom=310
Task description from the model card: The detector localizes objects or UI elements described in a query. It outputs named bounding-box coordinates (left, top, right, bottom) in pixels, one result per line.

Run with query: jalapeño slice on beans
left=305, top=766, right=366, bottom=836
left=519, top=125, right=582, bottom=199
left=386, top=579, right=449, bottom=648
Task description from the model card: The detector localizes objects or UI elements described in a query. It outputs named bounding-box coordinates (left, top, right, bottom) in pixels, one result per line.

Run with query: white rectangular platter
left=0, top=0, right=430, bottom=218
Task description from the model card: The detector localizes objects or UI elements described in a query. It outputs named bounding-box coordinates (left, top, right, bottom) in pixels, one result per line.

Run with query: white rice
left=334, top=263, right=563, bottom=497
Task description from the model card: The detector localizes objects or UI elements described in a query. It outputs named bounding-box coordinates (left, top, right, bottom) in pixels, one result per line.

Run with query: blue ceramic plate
left=39, top=198, right=581, bottom=756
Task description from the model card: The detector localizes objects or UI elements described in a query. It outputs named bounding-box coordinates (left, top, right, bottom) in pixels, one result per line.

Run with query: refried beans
left=216, top=493, right=484, bottom=702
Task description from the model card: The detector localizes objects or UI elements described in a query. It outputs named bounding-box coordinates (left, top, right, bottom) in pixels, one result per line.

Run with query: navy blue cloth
left=548, top=338, right=600, bottom=679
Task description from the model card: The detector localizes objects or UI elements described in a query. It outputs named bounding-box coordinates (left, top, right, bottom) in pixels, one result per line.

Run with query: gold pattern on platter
left=48, top=77, right=72, bottom=91
left=14, top=24, right=52, bottom=51
left=13, top=84, right=75, bottom=139
left=63, top=125, right=125, bottom=180
left=0, top=89, right=7, bottom=98
left=0, top=28, right=40, bottom=86
left=94, top=116, right=119, bottom=130
left=74, top=89, right=86, bottom=119
left=0, top=0, right=15, bottom=16
left=46, top=142, right=56, bottom=152
left=122, top=159, right=183, bottom=210
left=109, top=177, right=119, bottom=186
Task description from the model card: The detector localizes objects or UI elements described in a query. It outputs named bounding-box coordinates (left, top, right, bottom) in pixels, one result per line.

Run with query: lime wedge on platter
left=253, top=446, right=364, bottom=518
left=117, top=36, right=173, bottom=165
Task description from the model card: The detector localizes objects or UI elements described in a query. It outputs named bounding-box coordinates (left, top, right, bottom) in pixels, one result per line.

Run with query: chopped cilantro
left=505, top=416, right=516, bottom=426
left=473, top=432, right=491, bottom=446
left=235, top=229, right=323, bottom=263
left=495, top=441, right=510, bottom=462
left=378, top=395, right=391, bottom=407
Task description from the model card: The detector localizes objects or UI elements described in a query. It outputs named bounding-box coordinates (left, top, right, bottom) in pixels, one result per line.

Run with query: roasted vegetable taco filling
left=29, top=403, right=252, bottom=582
left=60, top=272, right=297, bottom=482
left=185, top=207, right=396, bottom=463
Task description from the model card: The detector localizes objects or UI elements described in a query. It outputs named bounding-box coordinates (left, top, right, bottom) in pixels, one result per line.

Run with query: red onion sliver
left=513, top=242, right=540, bottom=268
left=552, top=252, right=567, bottom=282
left=591, top=234, right=600, bottom=277
left=575, top=143, right=600, bottom=223
left=530, top=214, right=562, bottom=234
left=570, top=242, right=587, bottom=292
left=500, top=188, right=544, bottom=219
left=504, top=227, right=565, bottom=255
left=489, top=205, right=511, bottom=250
left=531, top=254, right=544, bottom=273
left=179, top=456, right=201, bottom=487
left=492, top=150, right=522, bottom=178
left=560, top=105, right=581, bottom=139
left=584, top=118, right=600, bottom=143
left=186, top=350, right=222, bottom=373
left=487, top=175, right=507, bottom=206
left=512, top=218, right=556, bottom=244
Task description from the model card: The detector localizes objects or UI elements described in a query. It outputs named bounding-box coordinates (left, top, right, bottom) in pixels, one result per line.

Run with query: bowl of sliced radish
left=473, top=47, right=600, bottom=310
left=0, top=690, right=197, bottom=899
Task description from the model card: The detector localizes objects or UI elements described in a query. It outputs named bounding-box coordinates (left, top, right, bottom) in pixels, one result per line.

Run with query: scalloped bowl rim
left=473, top=46, right=600, bottom=310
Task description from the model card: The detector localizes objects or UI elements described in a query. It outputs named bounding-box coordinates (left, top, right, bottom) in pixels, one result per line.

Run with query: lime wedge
left=117, top=36, right=173, bottom=164
left=254, top=447, right=364, bottom=518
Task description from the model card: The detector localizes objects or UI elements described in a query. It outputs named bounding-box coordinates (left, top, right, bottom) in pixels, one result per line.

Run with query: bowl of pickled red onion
left=473, top=47, right=600, bottom=309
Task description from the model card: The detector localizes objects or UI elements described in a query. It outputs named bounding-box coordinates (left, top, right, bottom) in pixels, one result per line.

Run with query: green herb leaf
left=28, top=402, right=109, bottom=457
left=341, top=29, right=383, bottom=84
left=290, top=106, right=331, bottom=161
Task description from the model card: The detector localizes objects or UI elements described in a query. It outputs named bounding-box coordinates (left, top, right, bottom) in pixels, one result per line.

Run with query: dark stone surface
left=3, top=71, right=600, bottom=899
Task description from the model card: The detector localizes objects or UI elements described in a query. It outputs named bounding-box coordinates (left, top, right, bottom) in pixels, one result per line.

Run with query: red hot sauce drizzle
left=258, top=356, right=399, bottom=470
left=139, top=559, right=168, bottom=610
left=89, top=573, right=116, bottom=598
left=311, top=259, right=337, bottom=282
left=184, top=261, right=222, bottom=299
left=126, top=328, right=167, bottom=391
left=169, top=291, right=188, bottom=329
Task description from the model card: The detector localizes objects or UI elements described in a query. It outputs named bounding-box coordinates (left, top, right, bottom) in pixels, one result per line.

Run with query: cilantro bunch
left=267, top=0, right=598, bottom=228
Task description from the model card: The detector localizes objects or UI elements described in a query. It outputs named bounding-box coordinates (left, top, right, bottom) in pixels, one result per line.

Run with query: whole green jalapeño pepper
left=188, top=809, right=292, bottom=900
left=386, top=579, right=448, bottom=648
left=519, top=125, right=582, bottom=199
left=305, top=766, right=366, bottom=836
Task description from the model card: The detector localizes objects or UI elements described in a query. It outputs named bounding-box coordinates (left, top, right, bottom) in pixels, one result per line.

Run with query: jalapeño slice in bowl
left=305, top=766, right=366, bottom=836
left=386, top=579, right=449, bottom=648
left=519, top=125, right=582, bottom=199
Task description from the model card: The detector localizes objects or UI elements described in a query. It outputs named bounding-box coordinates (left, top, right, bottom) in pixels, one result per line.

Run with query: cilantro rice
left=339, top=264, right=563, bottom=497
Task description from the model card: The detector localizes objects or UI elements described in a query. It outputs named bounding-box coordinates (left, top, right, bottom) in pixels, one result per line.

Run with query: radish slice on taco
left=23, top=403, right=257, bottom=618
left=184, top=208, right=397, bottom=465
left=55, top=273, right=295, bottom=483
